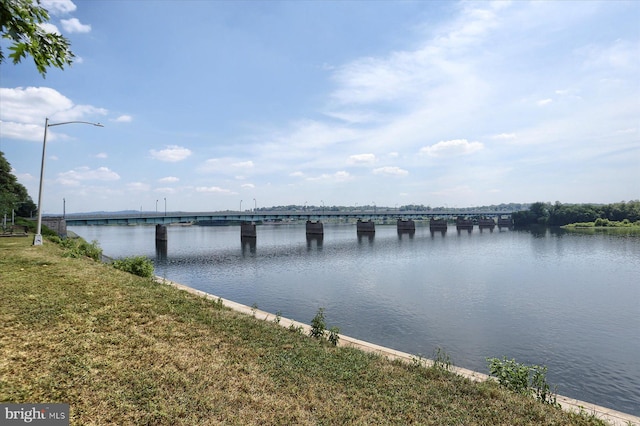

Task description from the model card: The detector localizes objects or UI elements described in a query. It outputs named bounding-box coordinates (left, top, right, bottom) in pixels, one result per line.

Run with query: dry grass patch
left=1, top=236, right=607, bottom=425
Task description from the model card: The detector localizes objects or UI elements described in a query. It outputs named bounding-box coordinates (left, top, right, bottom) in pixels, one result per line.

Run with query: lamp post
left=253, top=198, right=256, bottom=212
left=164, top=197, right=167, bottom=216
left=240, top=199, right=243, bottom=212
left=156, top=199, right=158, bottom=214
left=34, top=118, right=104, bottom=246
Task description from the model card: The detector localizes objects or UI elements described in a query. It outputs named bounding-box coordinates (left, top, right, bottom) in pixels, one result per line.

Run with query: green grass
left=563, top=218, right=640, bottom=229
left=0, top=236, right=608, bottom=425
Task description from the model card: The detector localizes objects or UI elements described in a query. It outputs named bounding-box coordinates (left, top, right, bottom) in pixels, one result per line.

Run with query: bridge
left=60, top=209, right=516, bottom=242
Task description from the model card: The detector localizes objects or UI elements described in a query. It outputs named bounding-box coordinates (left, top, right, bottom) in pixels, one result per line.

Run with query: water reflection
left=397, top=230, right=415, bottom=240
left=357, top=232, right=375, bottom=244
left=241, top=237, right=256, bottom=255
left=306, top=235, right=323, bottom=251
left=155, top=240, right=168, bottom=261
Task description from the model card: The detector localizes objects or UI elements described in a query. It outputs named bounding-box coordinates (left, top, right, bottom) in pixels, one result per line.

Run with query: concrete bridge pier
left=497, top=216, right=513, bottom=228
left=356, top=219, right=375, bottom=233
left=456, top=216, right=473, bottom=232
left=429, top=218, right=448, bottom=233
left=155, top=224, right=168, bottom=242
left=241, top=221, right=257, bottom=239
left=306, top=220, right=324, bottom=236
left=397, top=219, right=415, bottom=232
left=478, top=217, right=496, bottom=232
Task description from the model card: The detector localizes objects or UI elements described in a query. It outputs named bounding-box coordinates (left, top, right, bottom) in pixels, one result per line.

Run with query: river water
left=70, top=223, right=640, bottom=416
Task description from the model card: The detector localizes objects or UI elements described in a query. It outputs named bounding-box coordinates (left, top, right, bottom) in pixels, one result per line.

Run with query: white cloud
left=61, top=18, right=91, bottom=33
left=492, top=133, right=516, bottom=140
left=198, top=158, right=257, bottom=175
left=289, top=171, right=304, bottom=178
left=95, top=152, right=108, bottom=159
left=158, top=176, right=179, bottom=183
left=57, top=166, right=120, bottom=186
left=0, top=121, right=43, bottom=142
left=38, top=23, right=60, bottom=34
left=348, top=153, right=376, bottom=165
left=306, top=171, right=352, bottom=182
left=113, top=115, right=133, bottom=123
left=419, top=139, right=484, bottom=157
left=127, top=182, right=151, bottom=192
left=241, top=183, right=255, bottom=189
left=0, top=87, right=108, bottom=141
left=150, top=145, right=192, bottom=162
left=155, top=187, right=177, bottom=194
left=196, top=186, right=236, bottom=194
left=231, top=160, right=254, bottom=169
left=537, top=98, right=553, bottom=106
left=373, top=166, right=409, bottom=177
left=579, top=40, right=639, bottom=71
left=41, top=0, right=77, bottom=15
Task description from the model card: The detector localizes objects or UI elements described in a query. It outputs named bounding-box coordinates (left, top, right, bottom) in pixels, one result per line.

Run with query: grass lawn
left=0, top=236, right=607, bottom=425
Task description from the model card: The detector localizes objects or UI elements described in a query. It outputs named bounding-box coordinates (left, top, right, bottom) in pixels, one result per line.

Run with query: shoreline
left=156, top=275, right=639, bottom=426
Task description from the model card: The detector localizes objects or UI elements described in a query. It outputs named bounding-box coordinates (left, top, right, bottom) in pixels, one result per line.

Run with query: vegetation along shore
left=1, top=233, right=623, bottom=425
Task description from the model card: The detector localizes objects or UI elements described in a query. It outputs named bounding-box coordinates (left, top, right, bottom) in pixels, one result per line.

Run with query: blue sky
left=1, top=0, right=638, bottom=214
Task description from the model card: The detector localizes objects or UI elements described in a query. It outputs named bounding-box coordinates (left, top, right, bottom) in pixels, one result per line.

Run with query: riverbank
left=0, top=236, right=631, bottom=425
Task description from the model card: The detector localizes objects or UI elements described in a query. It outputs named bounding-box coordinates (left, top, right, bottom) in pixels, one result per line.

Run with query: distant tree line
left=512, top=201, right=640, bottom=226
left=0, top=151, right=37, bottom=219
left=257, top=203, right=529, bottom=213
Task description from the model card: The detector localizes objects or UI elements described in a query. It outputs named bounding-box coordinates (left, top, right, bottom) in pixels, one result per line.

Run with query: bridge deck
left=62, top=210, right=515, bottom=226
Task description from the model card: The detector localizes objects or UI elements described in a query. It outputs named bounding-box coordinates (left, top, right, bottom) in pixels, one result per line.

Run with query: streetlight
left=156, top=199, right=158, bottom=214
left=321, top=200, right=324, bottom=214
left=164, top=197, right=167, bottom=216
left=34, top=118, right=103, bottom=246
left=240, top=199, right=243, bottom=212
left=253, top=198, right=256, bottom=212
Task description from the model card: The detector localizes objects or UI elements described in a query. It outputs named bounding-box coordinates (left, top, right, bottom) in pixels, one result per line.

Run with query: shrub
left=56, top=237, right=103, bottom=261
left=309, top=307, right=326, bottom=339
left=327, top=326, right=340, bottom=346
left=309, top=307, right=340, bottom=346
left=487, top=357, right=557, bottom=405
left=112, top=256, right=154, bottom=278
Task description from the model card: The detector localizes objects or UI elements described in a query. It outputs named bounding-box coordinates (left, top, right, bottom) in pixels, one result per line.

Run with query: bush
left=309, top=307, right=326, bottom=339
left=309, top=307, right=340, bottom=346
left=487, top=357, right=557, bottom=405
left=56, top=237, right=103, bottom=261
left=112, top=256, right=154, bottom=278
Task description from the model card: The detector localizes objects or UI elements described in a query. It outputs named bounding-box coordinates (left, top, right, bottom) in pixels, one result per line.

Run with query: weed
left=327, top=326, right=340, bottom=346
left=112, top=256, right=154, bottom=278
left=309, top=307, right=326, bottom=339
left=411, top=354, right=425, bottom=369
left=251, top=303, right=258, bottom=317
left=487, top=357, right=558, bottom=405
left=55, top=237, right=103, bottom=261
left=288, top=323, right=304, bottom=334
left=273, top=310, right=282, bottom=324
left=432, top=347, right=452, bottom=371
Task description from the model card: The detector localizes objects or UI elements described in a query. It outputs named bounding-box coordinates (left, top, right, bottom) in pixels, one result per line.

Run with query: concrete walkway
left=156, top=276, right=639, bottom=426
